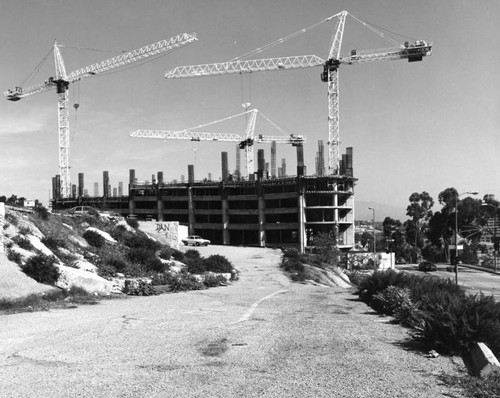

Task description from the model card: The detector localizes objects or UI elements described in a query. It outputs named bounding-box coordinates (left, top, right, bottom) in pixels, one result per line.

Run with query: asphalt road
left=397, top=263, right=500, bottom=300
left=1, top=246, right=465, bottom=398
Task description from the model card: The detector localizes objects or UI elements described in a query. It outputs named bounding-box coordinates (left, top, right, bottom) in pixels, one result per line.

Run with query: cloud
left=0, top=106, right=53, bottom=135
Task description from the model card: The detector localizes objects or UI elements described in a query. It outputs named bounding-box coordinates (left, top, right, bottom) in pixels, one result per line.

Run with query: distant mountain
left=355, top=201, right=407, bottom=222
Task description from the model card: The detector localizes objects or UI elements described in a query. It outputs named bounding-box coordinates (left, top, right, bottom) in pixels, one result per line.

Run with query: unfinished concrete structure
left=52, top=147, right=356, bottom=252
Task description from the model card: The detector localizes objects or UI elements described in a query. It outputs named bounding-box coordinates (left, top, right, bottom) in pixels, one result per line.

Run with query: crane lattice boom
left=165, top=55, right=325, bottom=78
left=130, top=109, right=306, bottom=178
left=5, top=33, right=197, bottom=198
left=131, top=130, right=242, bottom=141
left=164, top=11, right=431, bottom=175
left=5, top=33, right=197, bottom=101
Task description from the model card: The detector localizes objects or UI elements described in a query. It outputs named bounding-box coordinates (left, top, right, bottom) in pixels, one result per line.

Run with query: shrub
left=83, top=230, right=105, bottom=248
left=41, top=236, right=66, bottom=251
left=21, top=254, right=60, bottom=285
left=372, top=286, right=422, bottom=328
left=125, top=281, right=159, bottom=296
left=5, top=212, right=18, bottom=226
left=186, top=257, right=206, bottom=274
left=203, top=254, right=233, bottom=273
left=167, top=272, right=204, bottom=292
left=171, top=249, right=184, bottom=261
left=151, top=273, right=170, bottom=286
left=311, top=231, right=339, bottom=265
left=12, top=235, right=33, bottom=250
left=344, top=270, right=369, bottom=286
left=184, top=249, right=201, bottom=261
left=358, top=269, right=500, bottom=357
left=127, top=247, right=156, bottom=266
left=126, top=218, right=139, bottom=229
left=281, top=254, right=307, bottom=281
left=145, top=258, right=168, bottom=273
left=18, top=226, right=31, bottom=235
left=419, top=293, right=500, bottom=356
left=7, top=249, right=22, bottom=264
left=34, top=205, right=49, bottom=220
left=123, top=262, right=147, bottom=277
left=110, top=225, right=131, bottom=242
left=104, top=257, right=128, bottom=273
left=203, top=273, right=227, bottom=287
left=158, top=246, right=173, bottom=260
left=124, top=234, right=161, bottom=252
left=97, top=262, right=119, bottom=279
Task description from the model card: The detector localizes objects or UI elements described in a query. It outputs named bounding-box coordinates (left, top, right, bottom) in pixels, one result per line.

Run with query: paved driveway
left=1, top=246, right=465, bottom=397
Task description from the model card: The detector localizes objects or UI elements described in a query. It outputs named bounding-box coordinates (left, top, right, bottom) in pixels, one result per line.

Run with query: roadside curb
left=460, top=264, right=500, bottom=276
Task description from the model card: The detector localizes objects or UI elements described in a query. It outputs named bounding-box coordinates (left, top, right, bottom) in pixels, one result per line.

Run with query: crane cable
left=230, top=11, right=343, bottom=62
left=347, top=12, right=418, bottom=47
left=258, top=111, right=294, bottom=137
left=71, top=81, right=81, bottom=141
left=230, top=11, right=417, bottom=64
left=18, top=47, right=53, bottom=88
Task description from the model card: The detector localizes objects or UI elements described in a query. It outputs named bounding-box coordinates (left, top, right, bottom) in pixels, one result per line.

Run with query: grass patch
left=440, top=371, right=500, bottom=398
left=0, top=286, right=102, bottom=315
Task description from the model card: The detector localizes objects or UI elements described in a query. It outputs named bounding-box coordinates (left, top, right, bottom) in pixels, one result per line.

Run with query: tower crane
left=165, top=11, right=432, bottom=175
left=4, top=33, right=198, bottom=198
left=130, top=108, right=306, bottom=178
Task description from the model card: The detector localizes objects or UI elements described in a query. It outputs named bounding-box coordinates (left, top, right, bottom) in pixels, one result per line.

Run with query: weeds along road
left=0, top=246, right=465, bottom=398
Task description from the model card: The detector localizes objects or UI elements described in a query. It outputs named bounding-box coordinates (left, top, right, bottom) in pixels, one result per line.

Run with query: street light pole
left=454, top=191, right=479, bottom=285
left=368, top=207, right=376, bottom=254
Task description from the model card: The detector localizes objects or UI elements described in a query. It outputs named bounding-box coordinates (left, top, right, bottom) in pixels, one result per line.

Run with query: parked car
left=182, top=235, right=210, bottom=246
left=395, top=257, right=406, bottom=265
left=418, top=260, right=437, bottom=272
left=68, top=206, right=97, bottom=214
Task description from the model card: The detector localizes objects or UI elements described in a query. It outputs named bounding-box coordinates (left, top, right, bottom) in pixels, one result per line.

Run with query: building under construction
left=52, top=144, right=355, bottom=252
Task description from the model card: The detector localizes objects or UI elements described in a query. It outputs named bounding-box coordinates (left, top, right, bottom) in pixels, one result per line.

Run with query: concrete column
left=222, top=198, right=229, bottom=245
left=188, top=165, right=194, bottom=183
left=128, top=169, right=135, bottom=218
left=157, top=197, right=164, bottom=222
left=188, top=186, right=195, bottom=235
left=271, top=141, right=277, bottom=177
left=103, top=171, right=109, bottom=198
left=258, top=196, right=266, bottom=247
left=296, top=145, right=305, bottom=176
left=298, top=186, right=306, bottom=254
left=55, top=175, right=61, bottom=200
left=78, top=173, right=84, bottom=198
left=221, top=152, right=228, bottom=182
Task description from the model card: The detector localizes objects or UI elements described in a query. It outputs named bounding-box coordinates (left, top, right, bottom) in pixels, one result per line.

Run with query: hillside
left=0, top=205, right=202, bottom=300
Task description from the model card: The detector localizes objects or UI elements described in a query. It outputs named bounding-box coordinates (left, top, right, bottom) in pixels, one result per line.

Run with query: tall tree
left=406, top=192, right=434, bottom=255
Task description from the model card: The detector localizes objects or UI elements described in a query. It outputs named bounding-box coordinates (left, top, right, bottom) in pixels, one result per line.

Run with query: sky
left=1, top=0, right=499, bottom=220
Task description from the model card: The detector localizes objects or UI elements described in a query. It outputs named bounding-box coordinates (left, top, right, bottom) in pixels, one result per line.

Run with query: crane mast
left=165, top=11, right=431, bottom=175
left=5, top=33, right=197, bottom=198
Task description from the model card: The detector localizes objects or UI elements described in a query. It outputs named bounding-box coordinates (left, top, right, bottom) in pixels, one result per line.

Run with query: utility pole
left=368, top=207, right=376, bottom=254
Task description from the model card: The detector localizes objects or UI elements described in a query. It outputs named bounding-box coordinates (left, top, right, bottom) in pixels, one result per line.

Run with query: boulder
left=303, top=264, right=352, bottom=288
left=56, top=264, right=114, bottom=294
left=86, top=227, right=117, bottom=243
left=467, top=342, right=500, bottom=377
left=71, top=259, right=98, bottom=273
